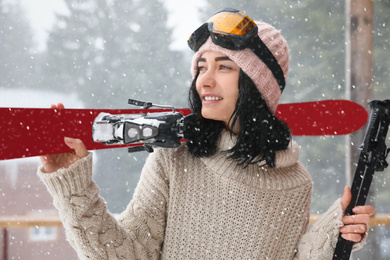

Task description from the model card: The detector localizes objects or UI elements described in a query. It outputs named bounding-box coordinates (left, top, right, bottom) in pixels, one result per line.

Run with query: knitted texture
left=37, top=131, right=365, bottom=259
left=191, top=21, right=290, bottom=113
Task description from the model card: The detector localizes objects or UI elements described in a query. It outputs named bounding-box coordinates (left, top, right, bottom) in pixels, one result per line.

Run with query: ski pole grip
left=359, top=99, right=390, bottom=153
left=375, top=100, right=390, bottom=171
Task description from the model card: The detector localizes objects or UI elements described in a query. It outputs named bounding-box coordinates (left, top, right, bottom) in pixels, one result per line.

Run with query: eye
left=220, top=65, right=232, bottom=70
left=197, top=65, right=207, bottom=73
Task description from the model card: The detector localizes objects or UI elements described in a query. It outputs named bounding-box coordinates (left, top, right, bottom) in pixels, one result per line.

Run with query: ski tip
left=276, top=99, right=368, bottom=136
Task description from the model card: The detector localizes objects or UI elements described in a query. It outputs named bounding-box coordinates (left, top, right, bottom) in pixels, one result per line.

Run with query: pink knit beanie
left=191, top=21, right=289, bottom=114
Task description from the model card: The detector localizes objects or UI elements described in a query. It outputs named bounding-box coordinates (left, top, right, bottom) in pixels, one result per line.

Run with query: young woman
left=38, top=8, right=375, bottom=259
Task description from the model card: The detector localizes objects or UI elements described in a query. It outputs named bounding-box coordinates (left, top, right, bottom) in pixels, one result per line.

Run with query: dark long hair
left=185, top=70, right=291, bottom=168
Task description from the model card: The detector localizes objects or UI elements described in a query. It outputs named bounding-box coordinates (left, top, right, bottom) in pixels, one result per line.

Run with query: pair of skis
left=0, top=99, right=368, bottom=161
left=1, top=98, right=389, bottom=260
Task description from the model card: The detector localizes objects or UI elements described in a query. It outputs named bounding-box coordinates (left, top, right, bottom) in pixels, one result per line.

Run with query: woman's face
left=196, top=51, right=240, bottom=131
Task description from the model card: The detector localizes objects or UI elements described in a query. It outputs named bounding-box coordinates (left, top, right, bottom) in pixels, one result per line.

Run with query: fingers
left=39, top=103, right=87, bottom=174
left=39, top=138, right=87, bottom=174
left=340, top=220, right=367, bottom=242
left=340, top=223, right=367, bottom=234
left=340, top=186, right=352, bottom=211
left=341, top=232, right=365, bottom=243
left=340, top=204, right=375, bottom=243
left=340, top=221, right=367, bottom=243
left=339, top=186, right=375, bottom=243
left=64, top=137, right=88, bottom=158
left=342, top=213, right=371, bottom=226
left=342, top=205, right=375, bottom=229
left=353, top=205, right=376, bottom=216
left=40, top=153, right=70, bottom=173
left=50, top=103, right=65, bottom=109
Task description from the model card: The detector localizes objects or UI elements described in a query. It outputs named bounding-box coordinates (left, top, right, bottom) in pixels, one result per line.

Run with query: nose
left=197, top=69, right=216, bottom=89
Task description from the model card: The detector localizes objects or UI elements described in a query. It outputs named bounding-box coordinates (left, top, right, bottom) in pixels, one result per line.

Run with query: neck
left=225, top=118, right=240, bottom=135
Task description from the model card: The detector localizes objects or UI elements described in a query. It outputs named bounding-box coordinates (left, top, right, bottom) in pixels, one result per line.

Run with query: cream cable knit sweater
left=38, top=130, right=363, bottom=259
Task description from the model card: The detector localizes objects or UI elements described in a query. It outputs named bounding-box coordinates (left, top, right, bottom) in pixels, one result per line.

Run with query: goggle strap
left=188, top=23, right=209, bottom=52
left=248, top=39, right=286, bottom=92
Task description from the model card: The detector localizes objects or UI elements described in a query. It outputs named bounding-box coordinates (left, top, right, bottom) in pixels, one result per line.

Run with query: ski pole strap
left=333, top=99, right=390, bottom=260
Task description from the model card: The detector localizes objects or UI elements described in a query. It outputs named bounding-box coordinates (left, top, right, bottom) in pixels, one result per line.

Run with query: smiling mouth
left=204, top=96, right=223, bottom=101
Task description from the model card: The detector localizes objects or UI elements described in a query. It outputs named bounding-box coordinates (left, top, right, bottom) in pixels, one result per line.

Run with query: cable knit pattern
left=37, top=130, right=365, bottom=259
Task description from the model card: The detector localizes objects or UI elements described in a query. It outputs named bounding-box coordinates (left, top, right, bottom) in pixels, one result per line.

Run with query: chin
left=201, top=110, right=217, bottom=120
left=201, top=112, right=214, bottom=120
left=201, top=110, right=228, bottom=123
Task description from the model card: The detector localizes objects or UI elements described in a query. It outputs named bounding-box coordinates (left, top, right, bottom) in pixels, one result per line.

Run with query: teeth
left=204, top=96, right=222, bottom=101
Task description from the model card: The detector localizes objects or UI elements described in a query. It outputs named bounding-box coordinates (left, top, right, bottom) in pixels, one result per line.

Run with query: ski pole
left=333, top=99, right=390, bottom=260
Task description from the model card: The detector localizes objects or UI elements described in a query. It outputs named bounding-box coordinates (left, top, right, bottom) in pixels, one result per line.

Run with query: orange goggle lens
left=207, top=11, right=256, bottom=36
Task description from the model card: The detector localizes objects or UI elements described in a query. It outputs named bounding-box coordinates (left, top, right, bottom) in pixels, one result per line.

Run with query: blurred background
left=0, top=0, right=389, bottom=259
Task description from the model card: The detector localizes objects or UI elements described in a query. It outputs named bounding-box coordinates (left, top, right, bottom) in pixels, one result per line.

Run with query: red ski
left=0, top=99, right=368, bottom=161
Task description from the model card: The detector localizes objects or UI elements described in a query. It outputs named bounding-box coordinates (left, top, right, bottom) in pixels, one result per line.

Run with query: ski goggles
left=188, top=8, right=286, bottom=91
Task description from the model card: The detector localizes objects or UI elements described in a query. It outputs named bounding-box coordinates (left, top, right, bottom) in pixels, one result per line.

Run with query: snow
left=93, top=123, right=116, bottom=142
left=92, top=113, right=115, bottom=142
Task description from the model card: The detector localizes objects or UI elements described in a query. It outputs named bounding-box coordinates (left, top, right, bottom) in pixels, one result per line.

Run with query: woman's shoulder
left=142, top=143, right=198, bottom=183
left=152, top=143, right=191, bottom=160
left=267, top=140, right=312, bottom=190
left=146, top=143, right=193, bottom=169
left=273, top=140, right=300, bottom=168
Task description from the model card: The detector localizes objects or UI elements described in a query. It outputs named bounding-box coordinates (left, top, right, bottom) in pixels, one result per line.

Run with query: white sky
left=20, top=0, right=206, bottom=51
left=165, top=0, right=206, bottom=50
left=20, top=0, right=70, bottom=51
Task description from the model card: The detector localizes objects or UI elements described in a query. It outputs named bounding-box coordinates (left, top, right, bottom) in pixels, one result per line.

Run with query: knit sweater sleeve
left=293, top=198, right=366, bottom=259
left=37, top=151, right=169, bottom=260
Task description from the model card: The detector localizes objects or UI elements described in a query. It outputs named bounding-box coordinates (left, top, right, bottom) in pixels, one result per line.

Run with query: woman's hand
left=339, top=186, right=375, bottom=243
left=39, top=103, right=89, bottom=173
